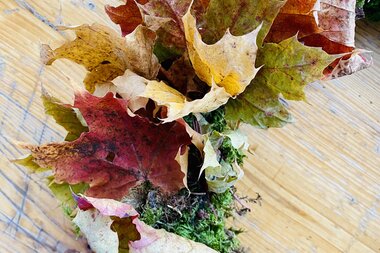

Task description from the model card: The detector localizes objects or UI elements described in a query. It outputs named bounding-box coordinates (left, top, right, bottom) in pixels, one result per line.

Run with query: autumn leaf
left=41, top=91, right=88, bottom=141
left=41, top=24, right=159, bottom=93
left=324, top=49, right=373, bottom=80
left=160, top=52, right=206, bottom=98
left=105, top=0, right=148, bottom=36
left=74, top=209, right=121, bottom=252
left=256, top=36, right=336, bottom=100
left=13, top=92, right=88, bottom=172
left=142, top=80, right=231, bottom=122
left=106, top=0, right=209, bottom=61
left=23, top=92, right=191, bottom=200
left=317, top=0, right=356, bottom=47
left=47, top=177, right=88, bottom=210
left=225, top=78, right=294, bottom=129
left=73, top=196, right=217, bottom=253
left=112, top=70, right=150, bottom=112
left=266, top=0, right=321, bottom=43
left=183, top=9, right=261, bottom=96
left=225, top=36, right=335, bottom=128
left=267, top=0, right=371, bottom=78
left=198, top=0, right=286, bottom=46
left=13, top=155, right=47, bottom=173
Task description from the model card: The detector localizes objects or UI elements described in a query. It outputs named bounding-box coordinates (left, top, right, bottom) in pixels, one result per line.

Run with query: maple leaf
left=225, top=78, right=294, bottom=129
left=256, top=36, right=335, bottom=100
left=112, top=70, right=150, bottom=112
left=105, top=0, right=148, bottom=36
left=41, top=24, right=159, bottom=93
left=106, top=0, right=209, bottom=61
left=198, top=0, right=286, bottom=46
left=266, top=0, right=321, bottom=43
left=183, top=9, right=261, bottom=96
left=73, top=196, right=218, bottom=253
left=225, top=36, right=335, bottom=128
left=142, top=80, right=231, bottom=123
left=267, top=0, right=371, bottom=78
left=23, top=92, right=191, bottom=200
left=14, top=92, right=88, bottom=172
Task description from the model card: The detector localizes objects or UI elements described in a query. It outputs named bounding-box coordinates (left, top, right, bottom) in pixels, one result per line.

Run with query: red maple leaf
left=27, top=92, right=191, bottom=200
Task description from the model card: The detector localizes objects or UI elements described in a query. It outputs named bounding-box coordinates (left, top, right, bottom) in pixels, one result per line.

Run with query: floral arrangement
left=15, top=0, right=372, bottom=252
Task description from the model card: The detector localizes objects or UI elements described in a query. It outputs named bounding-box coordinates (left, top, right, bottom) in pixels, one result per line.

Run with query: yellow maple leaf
left=41, top=24, right=159, bottom=93
left=182, top=9, right=261, bottom=96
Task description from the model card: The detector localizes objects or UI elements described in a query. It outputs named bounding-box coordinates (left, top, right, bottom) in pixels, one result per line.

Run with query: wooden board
left=0, top=1, right=379, bottom=252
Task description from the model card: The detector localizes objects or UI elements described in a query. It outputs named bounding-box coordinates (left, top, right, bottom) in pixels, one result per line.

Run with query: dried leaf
left=318, top=0, right=356, bottom=47
left=42, top=24, right=159, bottom=92
left=183, top=9, right=261, bottom=96
left=112, top=70, right=150, bottom=112
left=324, top=49, right=373, bottom=80
left=24, top=92, right=191, bottom=199
left=142, top=80, right=231, bottom=122
left=266, top=0, right=321, bottom=43
left=105, top=0, right=148, bottom=36
left=74, top=209, right=120, bottom=253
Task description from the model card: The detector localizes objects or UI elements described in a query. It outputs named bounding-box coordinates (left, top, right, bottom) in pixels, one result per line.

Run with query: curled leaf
left=200, top=132, right=245, bottom=193
left=142, top=80, right=231, bottom=122
left=112, top=70, right=150, bottom=112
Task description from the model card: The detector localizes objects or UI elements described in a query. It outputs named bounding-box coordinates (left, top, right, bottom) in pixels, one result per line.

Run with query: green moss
left=220, top=137, right=246, bottom=165
left=202, top=107, right=228, bottom=133
left=140, top=189, right=241, bottom=253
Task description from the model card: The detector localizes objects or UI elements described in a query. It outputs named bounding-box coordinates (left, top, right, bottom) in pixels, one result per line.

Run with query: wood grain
left=0, top=1, right=379, bottom=252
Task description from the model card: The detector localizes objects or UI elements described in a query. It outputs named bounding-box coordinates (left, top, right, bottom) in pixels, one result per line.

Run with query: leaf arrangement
left=15, top=0, right=371, bottom=252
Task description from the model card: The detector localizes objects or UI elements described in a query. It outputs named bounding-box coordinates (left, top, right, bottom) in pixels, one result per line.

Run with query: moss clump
left=220, top=137, right=246, bottom=165
left=139, top=189, right=242, bottom=253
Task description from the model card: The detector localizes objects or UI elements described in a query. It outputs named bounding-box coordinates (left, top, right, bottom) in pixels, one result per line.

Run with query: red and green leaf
left=24, top=92, right=191, bottom=200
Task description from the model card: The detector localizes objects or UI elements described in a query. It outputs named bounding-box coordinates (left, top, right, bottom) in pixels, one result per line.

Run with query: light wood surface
left=0, top=1, right=379, bottom=252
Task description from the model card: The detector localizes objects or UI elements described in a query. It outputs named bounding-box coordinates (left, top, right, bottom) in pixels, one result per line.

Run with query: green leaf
left=47, top=177, right=89, bottom=210
left=199, top=0, right=286, bottom=46
left=225, top=77, right=294, bottom=129
left=256, top=36, right=335, bottom=100
left=13, top=155, right=48, bottom=173
left=226, top=36, right=335, bottom=128
left=42, top=91, right=88, bottom=141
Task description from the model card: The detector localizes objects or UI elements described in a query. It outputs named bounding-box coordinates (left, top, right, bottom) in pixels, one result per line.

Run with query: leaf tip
left=40, top=44, right=55, bottom=65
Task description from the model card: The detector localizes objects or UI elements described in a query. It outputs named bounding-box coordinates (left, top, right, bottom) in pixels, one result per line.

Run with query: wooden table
left=0, top=1, right=379, bottom=252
